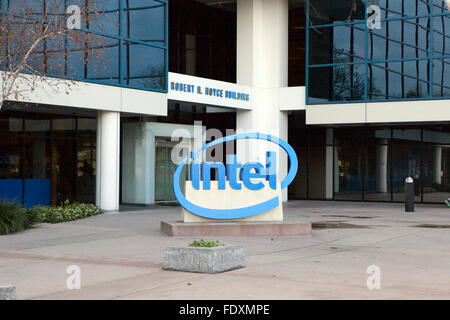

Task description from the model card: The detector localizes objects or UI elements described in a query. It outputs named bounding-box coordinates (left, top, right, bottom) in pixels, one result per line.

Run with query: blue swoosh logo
left=173, top=133, right=298, bottom=220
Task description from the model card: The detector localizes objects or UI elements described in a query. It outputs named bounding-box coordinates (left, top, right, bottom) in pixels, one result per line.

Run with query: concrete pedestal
left=161, top=221, right=312, bottom=237
left=162, top=246, right=245, bottom=274
left=0, top=285, right=17, bottom=300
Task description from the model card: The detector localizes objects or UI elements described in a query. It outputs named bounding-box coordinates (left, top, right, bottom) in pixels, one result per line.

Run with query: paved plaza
left=0, top=201, right=449, bottom=300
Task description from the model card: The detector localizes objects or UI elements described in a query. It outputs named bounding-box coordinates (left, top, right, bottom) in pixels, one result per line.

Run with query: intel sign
left=173, top=133, right=298, bottom=220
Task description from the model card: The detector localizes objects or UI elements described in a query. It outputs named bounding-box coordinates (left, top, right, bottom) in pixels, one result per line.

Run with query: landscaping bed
left=0, top=199, right=102, bottom=235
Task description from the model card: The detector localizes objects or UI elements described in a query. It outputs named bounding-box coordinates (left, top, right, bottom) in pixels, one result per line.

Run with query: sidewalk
left=0, top=201, right=449, bottom=300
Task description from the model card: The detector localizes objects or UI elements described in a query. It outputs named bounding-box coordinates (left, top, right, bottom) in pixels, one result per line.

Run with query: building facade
left=0, top=0, right=449, bottom=211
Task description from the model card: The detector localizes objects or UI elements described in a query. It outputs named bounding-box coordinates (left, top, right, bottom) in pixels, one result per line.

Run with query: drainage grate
left=312, top=221, right=369, bottom=229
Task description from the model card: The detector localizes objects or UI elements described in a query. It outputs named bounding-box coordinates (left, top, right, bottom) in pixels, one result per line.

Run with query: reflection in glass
left=0, top=112, right=97, bottom=206
left=433, top=16, right=450, bottom=56
left=368, top=60, right=430, bottom=100
left=334, top=143, right=363, bottom=201
left=124, top=41, right=165, bottom=90
left=307, top=0, right=450, bottom=103
left=124, top=0, right=165, bottom=45
left=371, top=0, right=431, bottom=19
left=432, top=0, right=450, bottom=13
left=432, top=58, right=450, bottom=97
left=422, top=145, right=450, bottom=202
left=364, top=139, right=391, bottom=201
left=169, top=0, right=236, bottom=83
left=309, top=0, right=365, bottom=25
left=309, top=24, right=365, bottom=65
left=1, top=0, right=167, bottom=92
left=391, top=142, right=422, bottom=202
left=368, top=18, right=430, bottom=61
left=309, top=64, right=365, bottom=103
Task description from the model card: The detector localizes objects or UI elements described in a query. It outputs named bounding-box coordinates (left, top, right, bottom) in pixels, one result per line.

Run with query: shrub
left=30, top=200, right=102, bottom=224
left=0, top=200, right=32, bottom=235
left=0, top=199, right=101, bottom=235
left=189, top=239, right=225, bottom=248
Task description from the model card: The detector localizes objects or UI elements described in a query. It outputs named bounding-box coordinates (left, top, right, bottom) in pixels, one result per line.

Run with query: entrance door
left=155, top=138, right=189, bottom=202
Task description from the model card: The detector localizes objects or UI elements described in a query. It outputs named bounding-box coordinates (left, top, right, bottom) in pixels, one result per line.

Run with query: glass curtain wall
left=334, top=126, right=450, bottom=202
left=306, top=0, right=450, bottom=103
left=0, top=0, right=168, bottom=91
left=169, top=0, right=237, bottom=83
left=288, top=117, right=450, bottom=203
left=0, top=110, right=96, bottom=207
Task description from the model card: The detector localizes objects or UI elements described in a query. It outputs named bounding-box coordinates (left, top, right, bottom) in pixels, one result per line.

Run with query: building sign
left=168, top=72, right=253, bottom=110
left=173, top=133, right=298, bottom=220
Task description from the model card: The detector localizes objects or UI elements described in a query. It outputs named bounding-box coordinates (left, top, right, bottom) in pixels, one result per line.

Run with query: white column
left=376, top=139, right=388, bottom=193
left=433, top=146, right=442, bottom=185
left=121, top=123, right=153, bottom=205
left=96, top=111, right=120, bottom=211
left=236, top=0, right=289, bottom=201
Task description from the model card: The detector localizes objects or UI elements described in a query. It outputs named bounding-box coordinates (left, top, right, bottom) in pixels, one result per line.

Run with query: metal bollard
left=405, top=177, right=415, bottom=212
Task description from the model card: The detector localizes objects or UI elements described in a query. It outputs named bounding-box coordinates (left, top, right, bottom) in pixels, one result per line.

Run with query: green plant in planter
left=189, top=239, right=225, bottom=248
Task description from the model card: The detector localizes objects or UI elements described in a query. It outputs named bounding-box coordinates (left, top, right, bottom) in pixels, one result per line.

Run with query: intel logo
left=173, top=133, right=298, bottom=220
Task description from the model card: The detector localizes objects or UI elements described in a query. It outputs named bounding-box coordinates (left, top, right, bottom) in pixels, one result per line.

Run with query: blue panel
left=24, top=179, right=50, bottom=208
left=0, top=179, right=23, bottom=204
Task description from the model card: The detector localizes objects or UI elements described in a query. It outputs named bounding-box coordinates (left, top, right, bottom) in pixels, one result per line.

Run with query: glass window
left=432, top=0, right=450, bottom=14
left=334, top=143, right=363, bottom=201
left=371, top=0, right=431, bottom=20
left=1, top=0, right=167, bottom=93
left=309, top=0, right=366, bottom=25
left=83, top=0, right=120, bottom=36
left=124, top=0, right=166, bottom=45
left=433, top=15, right=450, bottom=56
left=309, top=63, right=365, bottom=103
left=307, top=0, right=450, bottom=103
left=169, top=0, right=237, bottom=83
left=124, top=41, right=166, bottom=90
left=432, top=58, right=450, bottom=97
left=309, top=24, right=366, bottom=65
left=368, top=18, right=430, bottom=61
left=368, top=60, right=430, bottom=100
left=0, top=118, right=22, bottom=181
left=364, top=140, right=391, bottom=202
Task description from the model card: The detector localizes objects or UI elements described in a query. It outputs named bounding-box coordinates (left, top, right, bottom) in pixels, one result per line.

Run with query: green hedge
left=28, top=200, right=102, bottom=224
left=0, top=199, right=102, bottom=235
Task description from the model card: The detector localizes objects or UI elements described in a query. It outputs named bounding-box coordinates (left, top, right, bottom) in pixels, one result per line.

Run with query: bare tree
left=0, top=0, right=112, bottom=109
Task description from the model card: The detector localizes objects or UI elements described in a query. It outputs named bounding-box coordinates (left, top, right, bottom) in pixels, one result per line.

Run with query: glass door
left=155, top=138, right=190, bottom=202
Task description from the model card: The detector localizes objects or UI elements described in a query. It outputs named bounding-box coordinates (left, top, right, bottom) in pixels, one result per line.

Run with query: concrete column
left=433, top=146, right=442, bottom=185
left=236, top=0, right=289, bottom=200
left=96, top=111, right=120, bottom=211
left=121, top=123, right=153, bottom=205
left=376, top=139, right=388, bottom=193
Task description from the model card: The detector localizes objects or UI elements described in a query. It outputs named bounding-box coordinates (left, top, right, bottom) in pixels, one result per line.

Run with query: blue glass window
left=307, top=0, right=450, bottom=103
left=124, top=0, right=166, bottom=46
left=124, top=40, right=166, bottom=90
left=0, top=0, right=168, bottom=92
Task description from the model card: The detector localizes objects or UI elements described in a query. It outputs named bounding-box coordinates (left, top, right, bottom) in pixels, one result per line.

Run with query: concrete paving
left=0, top=201, right=449, bottom=300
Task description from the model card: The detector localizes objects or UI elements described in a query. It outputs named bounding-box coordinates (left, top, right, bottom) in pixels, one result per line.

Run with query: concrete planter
left=0, top=285, right=17, bottom=300
left=162, top=245, right=245, bottom=274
